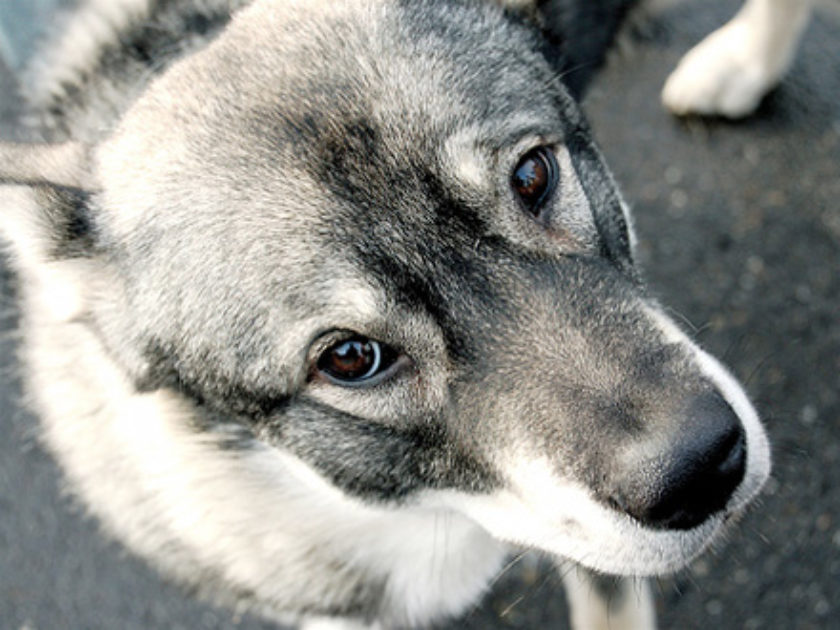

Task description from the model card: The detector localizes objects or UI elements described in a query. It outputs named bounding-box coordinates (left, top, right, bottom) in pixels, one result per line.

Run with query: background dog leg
left=661, top=0, right=813, bottom=118
left=301, top=617, right=382, bottom=630
left=561, top=566, right=656, bottom=630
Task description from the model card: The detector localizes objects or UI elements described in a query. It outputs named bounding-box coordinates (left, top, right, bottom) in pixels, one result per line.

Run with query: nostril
left=716, top=424, right=746, bottom=479
left=610, top=393, right=748, bottom=531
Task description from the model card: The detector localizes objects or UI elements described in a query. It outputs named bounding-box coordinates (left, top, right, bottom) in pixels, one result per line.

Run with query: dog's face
left=4, top=0, right=768, bottom=589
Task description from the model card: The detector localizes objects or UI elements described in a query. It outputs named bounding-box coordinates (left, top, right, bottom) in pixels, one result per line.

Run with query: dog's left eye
left=511, top=147, right=559, bottom=216
left=316, top=336, right=401, bottom=386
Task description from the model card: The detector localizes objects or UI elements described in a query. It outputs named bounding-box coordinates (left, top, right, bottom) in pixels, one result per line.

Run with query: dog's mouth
left=435, top=444, right=768, bottom=577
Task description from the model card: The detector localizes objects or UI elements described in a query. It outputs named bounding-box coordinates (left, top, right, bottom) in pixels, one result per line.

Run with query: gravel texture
left=1, top=1, right=838, bottom=629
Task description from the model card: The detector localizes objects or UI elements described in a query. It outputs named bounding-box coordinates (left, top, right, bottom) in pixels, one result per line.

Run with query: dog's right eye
left=511, top=146, right=559, bottom=217
left=316, top=336, right=401, bottom=387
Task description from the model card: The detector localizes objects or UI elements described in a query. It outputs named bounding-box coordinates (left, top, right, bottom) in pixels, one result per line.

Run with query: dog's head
left=2, top=0, right=768, bottom=598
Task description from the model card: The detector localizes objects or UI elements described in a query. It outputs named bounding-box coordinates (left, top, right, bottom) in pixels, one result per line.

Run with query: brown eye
left=316, top=336, right=399, bottom=386
left=511, top=146, right=559, bottom=215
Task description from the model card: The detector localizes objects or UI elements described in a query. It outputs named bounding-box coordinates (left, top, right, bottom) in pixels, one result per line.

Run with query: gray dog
left=0, top=1, right=770, bottom=628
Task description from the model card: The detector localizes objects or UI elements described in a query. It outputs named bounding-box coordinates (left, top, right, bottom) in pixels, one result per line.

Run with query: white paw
left=561, top=568, right=656, bottom=630
left=301, top=618, right=381, bottom=630
left=662, top=20, right=779, bottom=118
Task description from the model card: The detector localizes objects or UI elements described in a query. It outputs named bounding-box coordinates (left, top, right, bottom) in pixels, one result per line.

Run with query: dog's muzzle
left=608, top=391, right=747, bottom=530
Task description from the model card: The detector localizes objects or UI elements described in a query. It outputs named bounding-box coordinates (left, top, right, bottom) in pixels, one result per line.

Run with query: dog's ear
left=494, top=0, right=541, bottom=20
left=497, top=0, right=634, bottom=98
left=0, top=141, right=97, bottom=264
left=0, top=141, right=92, bottom=189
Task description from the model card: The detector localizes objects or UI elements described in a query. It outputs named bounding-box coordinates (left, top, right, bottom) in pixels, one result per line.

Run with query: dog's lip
left=429, top=476, right=730, bottom=577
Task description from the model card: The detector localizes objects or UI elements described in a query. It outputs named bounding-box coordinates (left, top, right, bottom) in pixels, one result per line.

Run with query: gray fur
left=0, top=1, right=770, bottom=628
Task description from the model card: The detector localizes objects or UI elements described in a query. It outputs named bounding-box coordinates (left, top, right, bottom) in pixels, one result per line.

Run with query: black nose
left=610, top=392, right=747, bottom=530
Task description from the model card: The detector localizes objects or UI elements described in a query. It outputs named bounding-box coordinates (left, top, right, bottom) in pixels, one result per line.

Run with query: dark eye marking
left=511, top=146, right=559, bottom=217
left=316, top=336, right=401, bottom=387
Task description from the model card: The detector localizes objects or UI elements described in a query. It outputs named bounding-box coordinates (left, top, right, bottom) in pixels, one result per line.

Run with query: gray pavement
left=1, top=1, right=838, bottom=629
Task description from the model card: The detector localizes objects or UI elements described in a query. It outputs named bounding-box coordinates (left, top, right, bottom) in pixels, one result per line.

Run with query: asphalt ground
left=1, top=1, right=838, bottom=629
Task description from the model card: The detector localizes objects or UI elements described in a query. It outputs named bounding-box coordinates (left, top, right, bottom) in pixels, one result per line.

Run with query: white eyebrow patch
left=332, top=284, right=380, bottom=321
left=442, top=129, right=491, bottom=189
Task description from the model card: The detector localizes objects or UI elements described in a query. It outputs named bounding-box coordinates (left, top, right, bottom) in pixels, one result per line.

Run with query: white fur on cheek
left=0, top=187, right=51, bottom=266
left=34, top=264, right=86, bottom=322
left=0, top=188, right=86, bottom=322
left=274, top=455, right=509, bottom=626
left=432, top=457, right=721, bottom=576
